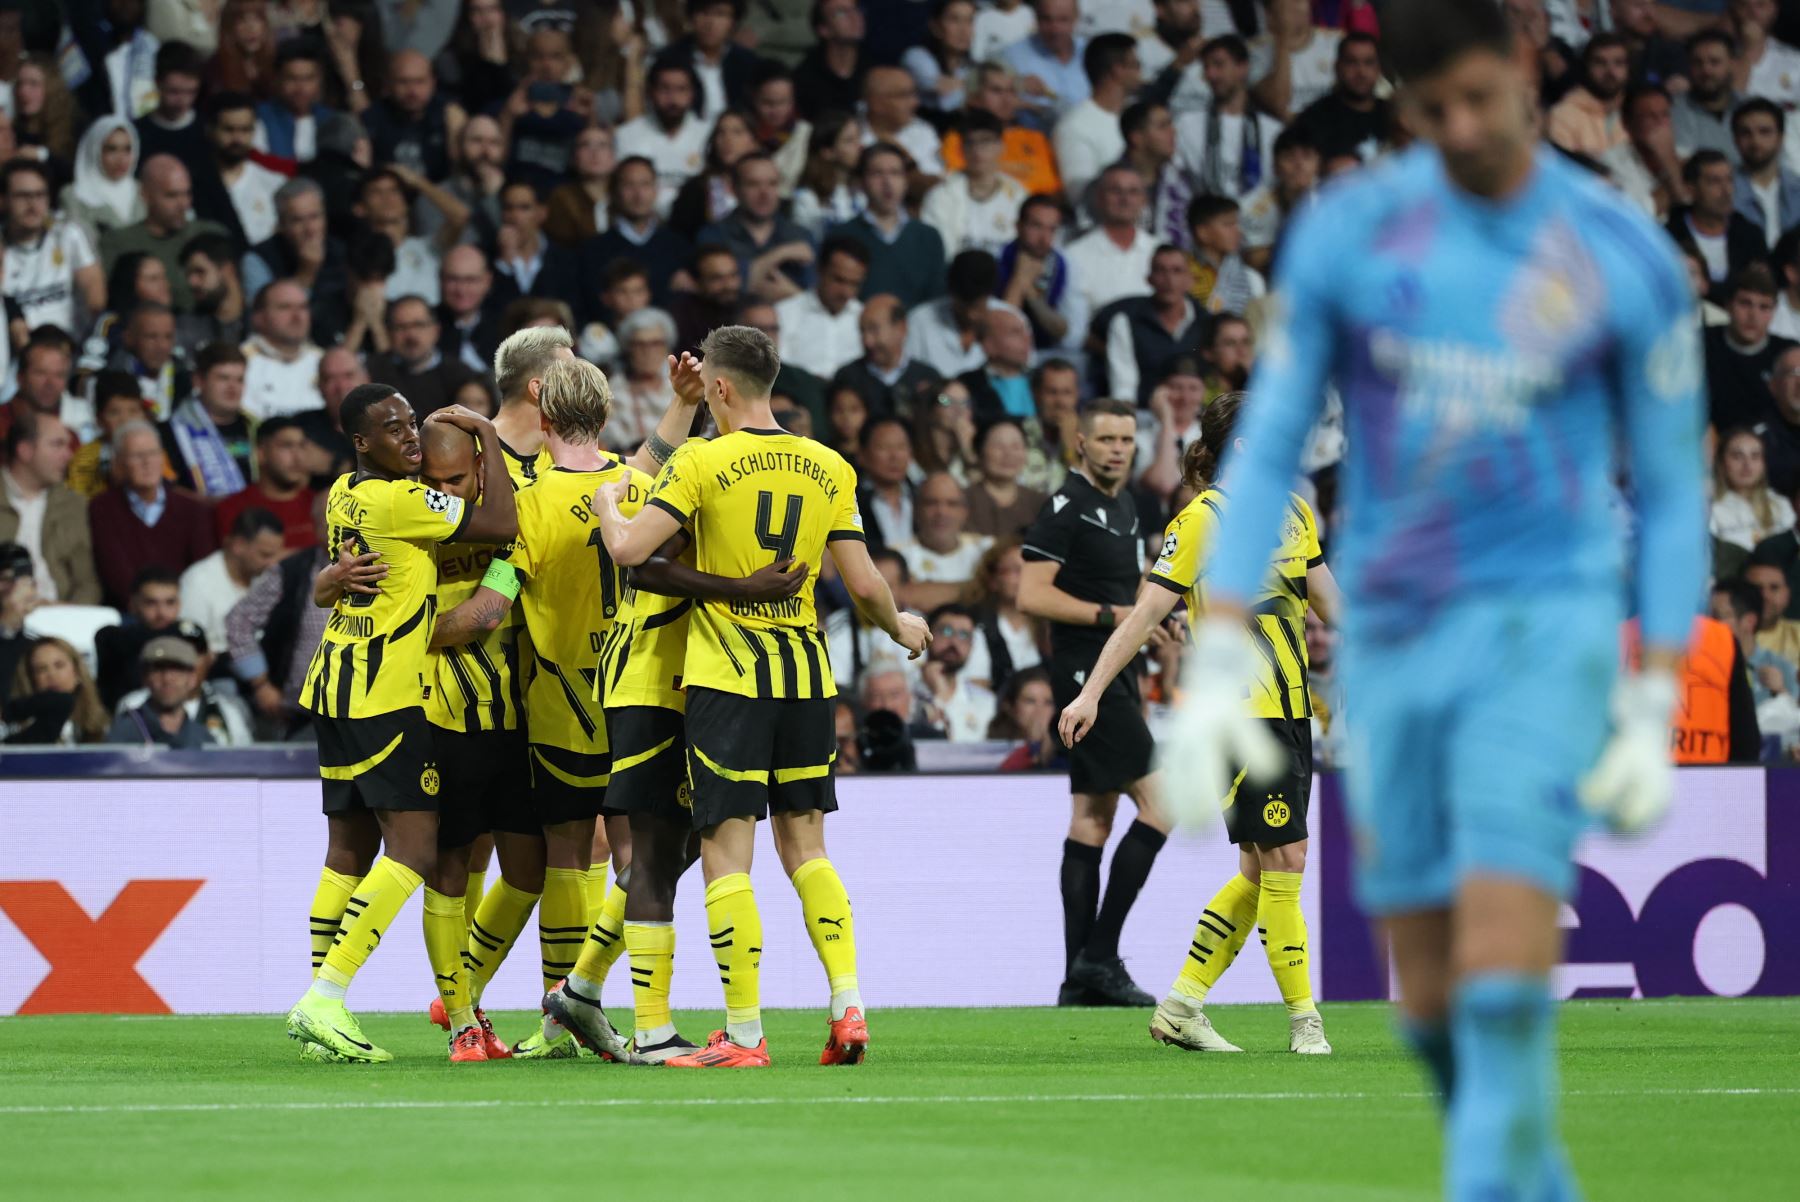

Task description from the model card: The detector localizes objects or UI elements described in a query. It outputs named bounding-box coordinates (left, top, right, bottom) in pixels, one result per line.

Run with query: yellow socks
left=585, top=859, right=609, bottom=928
left=1257, top=870, right=1315, bottom=1016
left=792, top=858, right=861, bottom=1018
left=423, top=888, right=474, bottom=1029
left=705, top=873, right=764, bottom=1046
left=308, top=868, right=361, bottom=975
left=466, top=877, right=539, bottom=1005
left=315, top=858, right=423, bottom=993
left=464, top=869, right=487, bottom=917
left=569, top=880, right=628, bottom=997
left=1172, top=873, right=1260, bottom=1005
left=539, top=867, right=588, bottom=993
left=624, top=921, right=676, bottom=1043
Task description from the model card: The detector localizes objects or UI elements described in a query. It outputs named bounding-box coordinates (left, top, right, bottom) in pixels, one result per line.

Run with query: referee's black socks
left=1085, top=820, right=1168, bottom=962
left=1059, top=839, right=1104, bottom=975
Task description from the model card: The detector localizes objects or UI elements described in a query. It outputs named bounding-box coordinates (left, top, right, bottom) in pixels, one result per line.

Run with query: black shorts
left=606, top=705, right=693, bottom=824
left=1223, top=718, right=1313, bottom=848
left=684, top=687, right=838, bottom=830
left=528, top=742, right=614, bottom=827
left=1049, top=651, right=1155, bottom=797
left=433, top=725, right=529, bottom=848
left=315, top=708, right=439, bottom=816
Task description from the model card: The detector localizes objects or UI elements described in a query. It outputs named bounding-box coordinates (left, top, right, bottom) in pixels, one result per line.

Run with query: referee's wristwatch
left=1096, top=604, right=1116, bottom=628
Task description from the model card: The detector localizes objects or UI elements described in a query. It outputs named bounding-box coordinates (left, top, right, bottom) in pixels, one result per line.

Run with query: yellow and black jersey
left=500, top=437, right=554, bottom=489
left=599, top=543, right=695, bottom=713
left=1148, top=488, right=1321, bottom=721
left=303, top=473, right=470, bottom=719
left=512, top=461, right=653, bottom=753
left=645, top=430, right=860, bottom=700
left=427, top=536, right=524, bottom=734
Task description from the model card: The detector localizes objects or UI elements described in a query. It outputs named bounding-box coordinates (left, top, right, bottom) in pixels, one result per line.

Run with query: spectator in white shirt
left=913, top=601, right=998, bottom=742
left=921, top=110, right=1030, bottom=256
left=1054, top=32, right=1141, bottom=202
left=1714, top=425, right=1797, bottom=551
left=1137, top=0, right=1208, bottom=115
left=179, top=507, right=287, bottom=655
left=773, top=235, right=870, bottom=379
left=1250, top=0, right=1343, bottom=122
left=862, top=65, right=946, bottom=177
left=897, top=470, right=994, bottom=610
left=1062, top=164, right=1157, bottom=316
left=615, top=58, right=712, bottom=216
left=353, top=164, right=471, bottom=306
left=206, top=92, right=287, bottom=247
left=1734, top=0, right=1800, bottom=111
left=1173, top=35, right=1287, bottom=202
left=974, top=0, right=1036, bottom=63
left=2, top=161, right=105, bottom=338
left=907, top=251, right=1025, bottom=378
left=241, top=280, right=324, bottom=419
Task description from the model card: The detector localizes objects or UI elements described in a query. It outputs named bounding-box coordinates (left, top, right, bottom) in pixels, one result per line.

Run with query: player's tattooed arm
left=430, top=586, right=516, bottom=649
left=624, top=351, right=705, bottom=475
left=313, top=540, right=386, bottom=608
left=627, top=529, right=808, bottom=602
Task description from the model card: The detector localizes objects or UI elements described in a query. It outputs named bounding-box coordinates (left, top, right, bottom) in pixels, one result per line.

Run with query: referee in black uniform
left=1019, top=399, right=1170, bottom=1007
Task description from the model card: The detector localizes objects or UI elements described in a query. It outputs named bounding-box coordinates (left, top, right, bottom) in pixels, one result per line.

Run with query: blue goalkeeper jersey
left=1207, top=144, right=1707, bottom=649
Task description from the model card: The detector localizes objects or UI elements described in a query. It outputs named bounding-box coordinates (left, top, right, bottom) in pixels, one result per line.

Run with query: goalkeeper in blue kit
left=1160, top=4, right=1708, bottom=1200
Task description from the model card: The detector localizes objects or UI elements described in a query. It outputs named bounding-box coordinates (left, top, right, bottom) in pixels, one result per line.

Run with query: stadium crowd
left=0, top=0, right=1794, bottom=764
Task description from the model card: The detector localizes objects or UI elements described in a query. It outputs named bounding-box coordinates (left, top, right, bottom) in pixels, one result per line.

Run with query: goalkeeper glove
left=1578, top=670, right=1679, bottom=835
left=1156, top=617, right=1287, bottom=831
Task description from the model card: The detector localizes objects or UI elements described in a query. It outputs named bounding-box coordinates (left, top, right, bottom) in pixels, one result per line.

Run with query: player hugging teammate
left=292, top=324, right=926, bottom=1067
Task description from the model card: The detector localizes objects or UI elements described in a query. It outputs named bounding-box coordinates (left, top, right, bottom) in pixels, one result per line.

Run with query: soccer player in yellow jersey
left=1059, top=393, right=1341, bottom=1055
left=546, top=444, right=809, bottom=1063
left=286, top=386, right=517, bottom=1063
left=426, top=343, right=705, bottom=1058
left=491, top=326, right=565, bottom=487
left=597, top=326, right=929, bottom=1067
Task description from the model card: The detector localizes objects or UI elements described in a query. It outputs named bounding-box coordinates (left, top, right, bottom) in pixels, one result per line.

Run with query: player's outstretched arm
left=596, top=478, right=683, bottom=566
left=829, top=536, right=930, bottom=659
left=313, top=540, right=386, bottom=608
left=427, top=406, right=518, bottom=544
left=623, top=352, right=705, bottom=476
left=1058, top=580, right=1183, bottom=746
left=627, top=529, right=809, bottom=603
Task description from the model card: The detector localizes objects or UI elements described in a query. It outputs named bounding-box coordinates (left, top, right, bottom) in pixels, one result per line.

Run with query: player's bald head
left=419, top=419, right=480, bottom=499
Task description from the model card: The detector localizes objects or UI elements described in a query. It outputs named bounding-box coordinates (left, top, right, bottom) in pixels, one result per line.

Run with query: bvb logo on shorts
left=1263, top=795, right=1290, bottom=828
left=676, top=781, right=693, bottom=810
left=420, top=764, right=441, bottom=797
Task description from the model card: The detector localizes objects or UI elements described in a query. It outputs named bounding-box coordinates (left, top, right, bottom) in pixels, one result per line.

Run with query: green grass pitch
left=4, top=999, right=1795, bottom=1200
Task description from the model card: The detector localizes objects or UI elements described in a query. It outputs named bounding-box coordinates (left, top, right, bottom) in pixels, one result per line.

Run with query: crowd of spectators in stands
left=2, top=0, right=1800, bottom=766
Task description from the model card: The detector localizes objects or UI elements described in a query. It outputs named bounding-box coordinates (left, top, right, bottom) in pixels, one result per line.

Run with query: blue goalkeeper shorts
left=1337, top=593, right=1620, bottom=916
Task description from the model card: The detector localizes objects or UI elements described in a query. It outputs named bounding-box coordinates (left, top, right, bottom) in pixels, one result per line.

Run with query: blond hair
left=538, top=357, right=613, bottom=445
left=492, top=325, right=573, bottom=403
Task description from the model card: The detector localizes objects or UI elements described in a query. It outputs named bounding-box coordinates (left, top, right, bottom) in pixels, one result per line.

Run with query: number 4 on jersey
left=756, top=491, right=802, bottom=561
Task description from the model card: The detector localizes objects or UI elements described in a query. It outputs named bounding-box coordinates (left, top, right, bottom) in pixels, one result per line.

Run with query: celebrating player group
left=285, top=321, right=927, bottom=1068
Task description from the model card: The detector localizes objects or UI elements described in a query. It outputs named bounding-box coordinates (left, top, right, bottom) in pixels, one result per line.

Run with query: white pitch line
left=1, top=1087, right=1795, bottom=1117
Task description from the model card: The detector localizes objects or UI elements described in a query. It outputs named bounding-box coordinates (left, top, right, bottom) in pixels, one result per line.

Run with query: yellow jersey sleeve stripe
left=1145, top=573, right=1187, bottom=596
left=611, top=734, right=679, bottom=775
left=319, top=731, right=406, bottom=780
left=647, top=496, right=690, bottom=524
left=825, top=528, right=865, bottom=542
left=693, top=742, right=770, bottom=784
left=531, top=746, right=612, bottom=787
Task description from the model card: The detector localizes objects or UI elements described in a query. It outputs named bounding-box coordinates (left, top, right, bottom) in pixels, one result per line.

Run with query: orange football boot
left=449, top=1025, right=488, bottom=1063
left=664, top=1029, right=771, bottom=1068
left=820, top=1007, right=869, bottom=1065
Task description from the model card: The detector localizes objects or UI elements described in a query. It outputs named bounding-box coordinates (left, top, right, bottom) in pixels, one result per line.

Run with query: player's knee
left=1258, top=841, right=1307, bottom=873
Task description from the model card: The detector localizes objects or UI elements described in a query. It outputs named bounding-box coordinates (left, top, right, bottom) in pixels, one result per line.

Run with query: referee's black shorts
left=684, top=687, right=838, bottom=830
left=1049, top=651, right=1155, bottom=797
left=315, top=707, right=439, bottom=816
left=432, top=725, right=529, bottom=848
left=605, top=704, right=693, bottom=824
left=1223, top=717, right=1313, bottom=849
